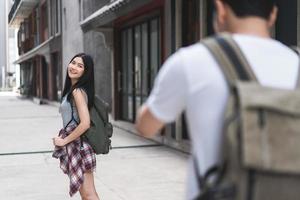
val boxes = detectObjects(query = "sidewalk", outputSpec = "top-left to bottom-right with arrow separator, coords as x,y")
0,92 -> 188,200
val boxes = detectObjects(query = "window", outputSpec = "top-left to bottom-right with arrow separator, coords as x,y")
121,31 -> 129,120
297,0 -> 300,46
275,0 -> 297,46
121,29 -> 134,121
50,0 -> 61,36
141,23 -> 148,103
198,0 -> 214,37
205,0 -> 214,36
120,17 -> 161,122
182,0 -> 200,46
24,19 -> 29,40
17,28 -> 22,50
31,9 -> 37,47
55,0 -> 61,34
35,7 -> 40,45
134,25 -> 142,114
51,52 -> 62,100
20,23 -> 25,42
40,2 -> 49,42
50,0 -> 54,36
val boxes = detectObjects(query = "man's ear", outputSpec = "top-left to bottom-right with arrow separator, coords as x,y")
215,0 -> 227,27
268,6 -> 278,28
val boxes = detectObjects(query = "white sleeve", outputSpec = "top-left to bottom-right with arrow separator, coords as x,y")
146,50 -> 188,123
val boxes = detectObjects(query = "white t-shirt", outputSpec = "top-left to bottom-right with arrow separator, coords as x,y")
146,34 -> 299,200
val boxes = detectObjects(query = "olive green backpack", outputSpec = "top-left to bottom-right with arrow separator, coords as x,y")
69,95 -> 113,154
82,96 -> 113,154
194,34 -> 300,200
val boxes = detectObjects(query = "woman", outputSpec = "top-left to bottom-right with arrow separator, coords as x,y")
52,53 -> 100,200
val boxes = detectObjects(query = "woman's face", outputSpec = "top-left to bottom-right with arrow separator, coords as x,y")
68,57 -> 85,82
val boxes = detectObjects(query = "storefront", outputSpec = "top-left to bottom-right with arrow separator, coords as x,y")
10,0 -> 62,101
80,0 -> 216,151
80,0 -> 300,152
114,2 -> 163,122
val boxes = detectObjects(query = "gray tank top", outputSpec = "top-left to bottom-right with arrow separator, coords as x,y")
59,89 -> 88,128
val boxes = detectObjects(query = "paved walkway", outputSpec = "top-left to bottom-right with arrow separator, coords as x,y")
0,92 -> 188,200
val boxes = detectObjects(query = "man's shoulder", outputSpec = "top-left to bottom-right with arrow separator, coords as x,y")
179,42 -> 208,55
161,42 -> 213,77
172,42 -> 211,64
233,34 -> 296,54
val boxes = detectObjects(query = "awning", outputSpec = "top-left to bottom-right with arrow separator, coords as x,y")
80,0 -> 152,32
9,0 -> 40,28
13,37 -> 53,64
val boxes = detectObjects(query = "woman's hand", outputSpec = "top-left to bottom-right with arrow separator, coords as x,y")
53,136 -> 67,147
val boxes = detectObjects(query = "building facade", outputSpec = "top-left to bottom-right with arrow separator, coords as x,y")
8,0 -> 300,152
0,0 -> 9,89
61,0 -> 112,105
9,0 -> 62,101
77,0 -> 218,151
61,0 -> 84,86
7,28 -> 19,89
6,0 -> 19,90
79,0 -> 300,152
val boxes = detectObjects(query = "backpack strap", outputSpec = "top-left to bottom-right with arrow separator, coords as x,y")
202,34 -> 257,84
291,46 -> 300,88
67,96 -> 84,148
64,98 -> 79,129
192,34 -> 257,194
205,36 -> 300,89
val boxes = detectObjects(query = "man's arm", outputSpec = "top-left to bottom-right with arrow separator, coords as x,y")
135,49 -> 187,138
135,105 -> 165,138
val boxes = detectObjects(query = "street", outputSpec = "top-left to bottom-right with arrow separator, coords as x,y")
0,92 -> 188,200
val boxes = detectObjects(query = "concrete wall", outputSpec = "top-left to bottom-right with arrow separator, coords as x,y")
61,0 -> 112,105
82,0 -> 112,106
83,30 -> 112,106
82,0 -> 109,19
61,0 -> 84,85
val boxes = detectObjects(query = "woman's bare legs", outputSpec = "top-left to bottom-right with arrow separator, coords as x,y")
79,172 -> 100,200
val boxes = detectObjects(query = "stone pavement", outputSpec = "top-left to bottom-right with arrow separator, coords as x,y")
0,92 -> 188,200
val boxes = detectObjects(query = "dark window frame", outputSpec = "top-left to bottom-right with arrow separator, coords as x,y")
117,15 -> 162,122
40,2 -> 49,42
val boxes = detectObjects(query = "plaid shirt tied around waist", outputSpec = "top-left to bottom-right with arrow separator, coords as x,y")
52,124 -> 96,196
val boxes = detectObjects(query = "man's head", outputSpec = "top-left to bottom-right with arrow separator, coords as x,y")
214,0 -> 278,34
221,0 -> 277,19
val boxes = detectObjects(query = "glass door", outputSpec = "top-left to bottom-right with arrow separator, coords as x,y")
121,29 -> 134,121
120,17 -> 161,122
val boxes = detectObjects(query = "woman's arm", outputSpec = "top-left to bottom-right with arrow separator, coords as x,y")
53,89 -> 90,146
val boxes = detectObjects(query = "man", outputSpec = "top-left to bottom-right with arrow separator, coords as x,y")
135,0 -> 299,199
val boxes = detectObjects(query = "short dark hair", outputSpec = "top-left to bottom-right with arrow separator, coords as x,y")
62,53 -> 95,109
221,0 -> 276,19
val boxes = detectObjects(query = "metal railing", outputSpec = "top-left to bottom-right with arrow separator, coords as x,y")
8,0 -> 21,23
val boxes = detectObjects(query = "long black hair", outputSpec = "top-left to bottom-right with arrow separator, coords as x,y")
61,53 -> 95,109
220,0 -> 276,19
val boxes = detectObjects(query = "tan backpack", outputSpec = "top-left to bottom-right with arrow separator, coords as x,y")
194,34 -> 300,200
